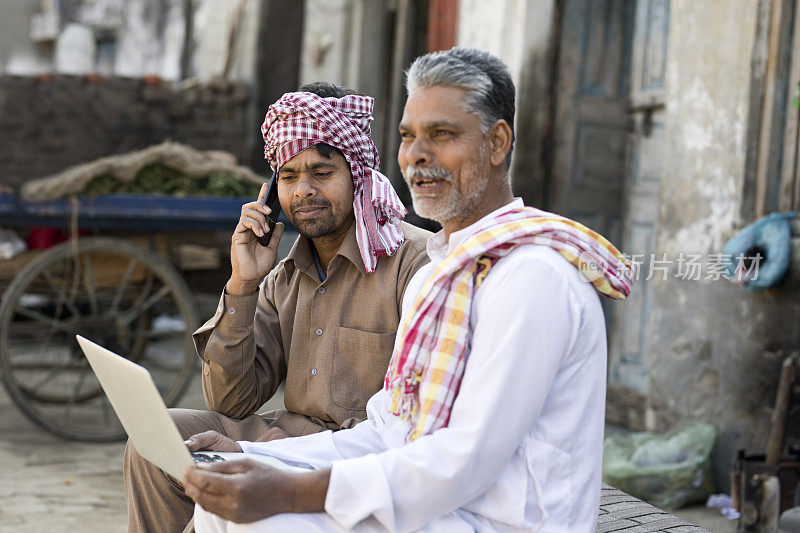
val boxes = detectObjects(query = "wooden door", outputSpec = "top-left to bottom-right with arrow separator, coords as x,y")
610,0 -> 670,394
550,0 -> 634,245
550,0 -> 669,395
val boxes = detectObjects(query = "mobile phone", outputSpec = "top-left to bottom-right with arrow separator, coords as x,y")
257,172 -> 282,247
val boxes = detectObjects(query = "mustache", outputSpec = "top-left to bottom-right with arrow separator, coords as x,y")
403,165 -> 453,182
290,199 -> 331,213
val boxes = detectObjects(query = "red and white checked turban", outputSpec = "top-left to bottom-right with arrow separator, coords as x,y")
261,91 -> 407,273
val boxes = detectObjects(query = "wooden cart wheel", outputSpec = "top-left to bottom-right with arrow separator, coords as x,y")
0,237 -> 200,441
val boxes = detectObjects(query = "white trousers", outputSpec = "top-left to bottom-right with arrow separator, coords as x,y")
193,504 -> 476,532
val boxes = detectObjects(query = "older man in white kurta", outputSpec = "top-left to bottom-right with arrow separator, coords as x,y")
194,197 -> 614,532
183,47 -> 632,533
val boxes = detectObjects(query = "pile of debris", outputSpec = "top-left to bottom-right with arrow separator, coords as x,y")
21,141 -> 264,201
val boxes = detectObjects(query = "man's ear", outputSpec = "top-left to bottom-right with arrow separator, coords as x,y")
488,119 -> 513,167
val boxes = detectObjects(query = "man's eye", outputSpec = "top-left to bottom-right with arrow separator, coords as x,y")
433,130 -> 453,138
399,132 -> 413,141
315,171 -> 332,178
279,174 -> 296,182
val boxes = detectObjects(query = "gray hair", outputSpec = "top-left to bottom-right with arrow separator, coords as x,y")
405,47 -> 516,169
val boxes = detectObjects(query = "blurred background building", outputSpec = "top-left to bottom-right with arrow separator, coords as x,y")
0,0 -> 798,495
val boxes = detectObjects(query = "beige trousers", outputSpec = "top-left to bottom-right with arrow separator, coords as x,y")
123,408 -> 277,533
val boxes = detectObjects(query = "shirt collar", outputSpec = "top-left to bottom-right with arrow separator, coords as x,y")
425,198 -> 524,264
282,221 -> 366,282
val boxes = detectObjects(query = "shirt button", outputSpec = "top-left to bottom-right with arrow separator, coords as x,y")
317,287 -> 326,294
228,308 -> 236,315
315,328 -> 323,336
311,368 -> 317,376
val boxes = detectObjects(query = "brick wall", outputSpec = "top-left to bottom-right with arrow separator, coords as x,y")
0,75 -> 252,188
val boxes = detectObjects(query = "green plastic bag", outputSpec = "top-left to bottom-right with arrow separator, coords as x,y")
603,422 -> 717,509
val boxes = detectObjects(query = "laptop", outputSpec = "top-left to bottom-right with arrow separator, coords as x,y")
75,335 -> 309,479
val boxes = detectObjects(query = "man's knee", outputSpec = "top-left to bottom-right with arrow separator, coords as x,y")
123,435 -> 184,499
124,437 -> 144,472
169,408 -> 225,439
171,408 -> 274,442
124,434 -> 185,493
123,408 -> 221,485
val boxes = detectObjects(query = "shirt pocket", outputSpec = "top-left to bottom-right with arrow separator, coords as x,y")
524,435 -> 573,528
332,326 -> 396,411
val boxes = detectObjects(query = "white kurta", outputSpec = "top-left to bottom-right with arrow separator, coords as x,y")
195,199 -> 608,533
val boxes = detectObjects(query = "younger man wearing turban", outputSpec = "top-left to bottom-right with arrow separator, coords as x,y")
184,50 -> 634,532
124,82 -> 431,532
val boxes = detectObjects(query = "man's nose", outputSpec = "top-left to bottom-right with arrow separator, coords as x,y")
293,175 -> 316,198
403,137 -> 431,167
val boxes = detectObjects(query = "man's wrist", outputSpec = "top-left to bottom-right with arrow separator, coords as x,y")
289,468 -> 330,514
225,277 -> 260,296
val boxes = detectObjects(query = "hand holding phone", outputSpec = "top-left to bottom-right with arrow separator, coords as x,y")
226,175 -> 284,295
257,172 -> 282,247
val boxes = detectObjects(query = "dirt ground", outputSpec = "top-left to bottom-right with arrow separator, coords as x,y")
0,369 -> 201,532
0,367 -> 289,533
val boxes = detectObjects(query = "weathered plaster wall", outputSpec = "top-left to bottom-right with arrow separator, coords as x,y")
0,0 -> 52,76
0,0 -> 260,82
191,0 -> 261,82
457,0 -> 557,206
298,0 -> 392,157
114,0 -> 184,80
299,0 -> 354,88
645,0 -> 799,489
457,0 -> 538,83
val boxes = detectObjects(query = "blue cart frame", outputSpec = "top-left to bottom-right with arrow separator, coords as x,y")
0,191 -> 287,441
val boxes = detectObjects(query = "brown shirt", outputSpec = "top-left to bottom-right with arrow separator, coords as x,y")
193,221 -> 431,436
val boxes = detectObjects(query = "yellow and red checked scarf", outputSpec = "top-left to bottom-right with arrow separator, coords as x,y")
384,206 -> 633,441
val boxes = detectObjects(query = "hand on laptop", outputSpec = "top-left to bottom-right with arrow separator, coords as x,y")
183,459 -> 331,524
184,430 -> 243,453
183,459 -> 289,523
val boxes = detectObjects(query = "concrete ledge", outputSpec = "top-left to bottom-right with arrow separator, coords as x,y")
598,484 -> 709,532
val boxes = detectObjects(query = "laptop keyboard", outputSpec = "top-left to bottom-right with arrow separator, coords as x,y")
191,452 -> 226,464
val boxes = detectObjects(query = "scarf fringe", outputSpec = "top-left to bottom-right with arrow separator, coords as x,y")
387,374 -> 421,422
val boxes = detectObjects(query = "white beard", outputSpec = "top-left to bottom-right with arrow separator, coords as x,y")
406,148 -> 490,225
